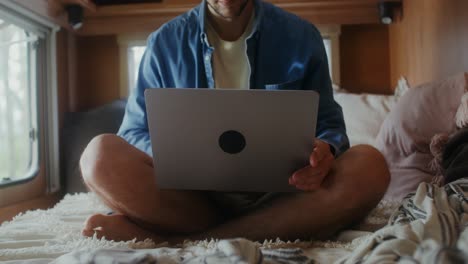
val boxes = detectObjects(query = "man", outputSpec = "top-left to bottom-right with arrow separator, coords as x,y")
80,0 -> 390,243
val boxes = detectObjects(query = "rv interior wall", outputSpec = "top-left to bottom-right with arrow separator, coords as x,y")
56,30 -> 71,123
389,0 -> 468,87
74,35 -> 120,111
3,0 -> 467,224
71,25 -> 392,111
340,24 -> 391,94
12,0 -> 68,28
16,0 -> 468,109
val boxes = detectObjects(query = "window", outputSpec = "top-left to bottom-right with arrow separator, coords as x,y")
0,1 -> 59,207
0,19 -> 39,186
323,38 -> 333,78
117,34 -> 147,98
127,46 -> 146,92
319,25 -> 341,86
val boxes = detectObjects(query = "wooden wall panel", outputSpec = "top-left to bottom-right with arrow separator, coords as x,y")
67,33 -> 78,113
73,24 -> 393,110
56,29 -> 70,125
389,0 -> 468,87
0,192 -> 63,223
13,0 -> 392,109
74,35 -> 120,111
340,24 -> 392,94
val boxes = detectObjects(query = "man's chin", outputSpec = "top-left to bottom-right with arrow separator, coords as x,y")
211,9 -> 242,20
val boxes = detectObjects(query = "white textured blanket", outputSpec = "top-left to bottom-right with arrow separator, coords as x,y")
9,178 -> 468,263
0,192 -> 397,263
4,178 -> 467,263
49,179 -> 468,264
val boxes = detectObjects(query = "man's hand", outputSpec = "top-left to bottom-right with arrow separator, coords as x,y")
289,139 -> 335,191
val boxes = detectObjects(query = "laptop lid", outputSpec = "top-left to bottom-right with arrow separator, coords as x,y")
145,88 -> 319,192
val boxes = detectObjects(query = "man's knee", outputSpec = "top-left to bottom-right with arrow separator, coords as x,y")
348,145 -> 390,183
332,145 -> 390,208
351,144 -> 390,189
80,134 -> 125,186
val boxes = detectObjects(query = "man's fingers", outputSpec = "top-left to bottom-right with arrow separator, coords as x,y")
310,140 -> 332,167
309,151 -> 319,167
291,166 -> 322,186
295,183 -> 320,191
291,154 -> 334,184
289,140 -> 335,191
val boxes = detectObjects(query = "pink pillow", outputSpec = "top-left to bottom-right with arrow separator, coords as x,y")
376,73 -> 468,201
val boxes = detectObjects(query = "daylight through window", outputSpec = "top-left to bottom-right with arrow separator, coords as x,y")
127,46 -> 145,92
0,18 -> 39,186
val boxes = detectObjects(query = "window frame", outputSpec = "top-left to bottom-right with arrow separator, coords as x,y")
118,33 -> 148,98
317,25 -> 341,86
0,1 -> 60,207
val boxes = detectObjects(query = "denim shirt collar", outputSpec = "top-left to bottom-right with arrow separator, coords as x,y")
198,0 -> 263,44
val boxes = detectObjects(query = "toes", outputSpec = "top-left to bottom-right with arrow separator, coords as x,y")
82,214 -> 107,238
81,213 -> 158,242
84,213 -> 106,229
82,228 -> 95,237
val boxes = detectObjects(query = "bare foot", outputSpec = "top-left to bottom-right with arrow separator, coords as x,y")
82,213 -> 166,243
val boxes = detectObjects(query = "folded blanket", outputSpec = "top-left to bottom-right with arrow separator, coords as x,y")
442,128 -> 468,183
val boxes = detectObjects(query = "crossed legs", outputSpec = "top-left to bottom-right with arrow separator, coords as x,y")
80,134 -> 390,243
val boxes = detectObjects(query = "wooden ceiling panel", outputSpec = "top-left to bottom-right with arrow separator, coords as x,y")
77,0 -> 382,35
92,0 -> 162,6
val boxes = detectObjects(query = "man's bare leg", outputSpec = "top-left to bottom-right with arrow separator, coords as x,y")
80,134 -> 221,241
181,145 -> 390,242
82,142 -> 390,242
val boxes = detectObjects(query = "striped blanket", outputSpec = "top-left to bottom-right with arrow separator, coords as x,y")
342,178 -> 468,264
51,179 -> 468,264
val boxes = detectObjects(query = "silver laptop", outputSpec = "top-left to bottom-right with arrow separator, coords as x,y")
145,88 -> 319,192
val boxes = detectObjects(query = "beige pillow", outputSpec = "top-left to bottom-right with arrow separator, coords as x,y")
334,92 -> 397,147
376,73 -> 468,201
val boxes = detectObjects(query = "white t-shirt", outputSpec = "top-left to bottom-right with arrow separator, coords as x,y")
206,14 -> 255,89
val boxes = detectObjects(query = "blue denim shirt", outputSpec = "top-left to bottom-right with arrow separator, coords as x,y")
118,0 -> 349,157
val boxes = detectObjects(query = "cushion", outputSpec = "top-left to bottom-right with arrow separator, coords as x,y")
376,73 -> 468,201
334,92 -> 397,147
62,99 -> 127,193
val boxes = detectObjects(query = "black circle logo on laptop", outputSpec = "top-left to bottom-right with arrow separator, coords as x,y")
219,130 -> 246,154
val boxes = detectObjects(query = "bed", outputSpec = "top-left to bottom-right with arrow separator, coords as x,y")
1,76 -> 468,263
